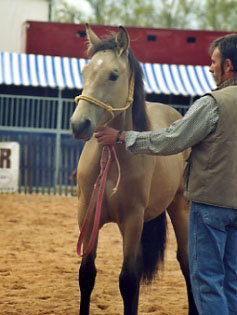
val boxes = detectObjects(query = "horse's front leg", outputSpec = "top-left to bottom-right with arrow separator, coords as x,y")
119,215 -> 144,315
79,236 -> 98,315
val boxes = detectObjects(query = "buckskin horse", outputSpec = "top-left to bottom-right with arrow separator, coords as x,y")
70,24 -> 197,315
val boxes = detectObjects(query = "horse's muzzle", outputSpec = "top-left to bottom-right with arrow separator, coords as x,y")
70,118 -> 93,141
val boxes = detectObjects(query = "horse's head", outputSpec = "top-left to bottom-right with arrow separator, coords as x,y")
70,24 -> 133,141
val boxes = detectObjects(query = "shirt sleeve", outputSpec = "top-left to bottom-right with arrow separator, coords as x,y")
125,95 -> 219,155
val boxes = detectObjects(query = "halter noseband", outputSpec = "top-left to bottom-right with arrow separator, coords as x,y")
75,72 -> 135,124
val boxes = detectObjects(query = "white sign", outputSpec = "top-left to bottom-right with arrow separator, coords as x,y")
0,142 -> 20,193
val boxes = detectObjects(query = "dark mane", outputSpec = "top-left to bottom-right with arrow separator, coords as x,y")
90,37 -> 149,131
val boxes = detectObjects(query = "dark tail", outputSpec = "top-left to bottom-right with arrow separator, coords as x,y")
141,212 -> 167,284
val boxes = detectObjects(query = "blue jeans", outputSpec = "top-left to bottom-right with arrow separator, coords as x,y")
188,202 -> 237,315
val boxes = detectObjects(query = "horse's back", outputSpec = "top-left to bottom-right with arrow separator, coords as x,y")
146,101 -> 182,130
146,101 -> 190,160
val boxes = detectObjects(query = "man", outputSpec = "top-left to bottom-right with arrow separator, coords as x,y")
94,34 -> 237,315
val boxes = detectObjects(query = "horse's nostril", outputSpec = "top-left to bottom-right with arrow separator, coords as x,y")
70,119 -> 92,139
70,120 -> 77,133
81,119 -> 91,133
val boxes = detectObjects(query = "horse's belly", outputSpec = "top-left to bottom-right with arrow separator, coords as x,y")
144,155 -> 183,221
144,187 -> 176,221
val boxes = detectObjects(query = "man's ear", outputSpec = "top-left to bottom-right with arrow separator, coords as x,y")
224,58 -> 234,73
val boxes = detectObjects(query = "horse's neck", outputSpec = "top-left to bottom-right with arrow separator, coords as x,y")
108,107 -> 134,131
84,108 -> 133,169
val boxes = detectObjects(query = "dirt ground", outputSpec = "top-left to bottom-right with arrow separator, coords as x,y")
0,194 -> 189,315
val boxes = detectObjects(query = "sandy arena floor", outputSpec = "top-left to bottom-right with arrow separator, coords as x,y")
0,194 -> 189,315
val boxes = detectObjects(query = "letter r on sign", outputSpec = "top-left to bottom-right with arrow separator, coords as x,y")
0,149 -> 11,168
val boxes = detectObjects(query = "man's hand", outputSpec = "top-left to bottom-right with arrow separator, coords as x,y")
94,127 -> 125,146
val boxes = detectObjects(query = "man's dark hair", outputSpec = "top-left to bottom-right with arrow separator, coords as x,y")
209,34 -> 237,73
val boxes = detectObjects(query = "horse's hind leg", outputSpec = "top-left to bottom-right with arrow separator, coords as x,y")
167,190 -> 198,315
78,238 -> 98,315
119,216 -> 144,315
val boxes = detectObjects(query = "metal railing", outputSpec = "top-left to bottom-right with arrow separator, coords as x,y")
0,92 -> 83,195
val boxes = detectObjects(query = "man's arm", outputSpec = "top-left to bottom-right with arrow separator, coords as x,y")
125,95 -> 218,155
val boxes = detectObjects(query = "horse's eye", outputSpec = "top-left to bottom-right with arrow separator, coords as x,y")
109,72 -> 118,81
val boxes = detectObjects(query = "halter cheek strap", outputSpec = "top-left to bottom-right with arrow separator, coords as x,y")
74,72 -> 135,124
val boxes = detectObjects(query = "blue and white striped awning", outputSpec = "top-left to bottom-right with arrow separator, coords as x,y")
0,51 -> 216,96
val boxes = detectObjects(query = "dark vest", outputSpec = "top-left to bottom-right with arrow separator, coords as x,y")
184,85 -> 237,209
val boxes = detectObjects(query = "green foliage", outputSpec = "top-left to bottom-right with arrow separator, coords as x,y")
85,0 -> 158,26
196,0 -> 237,31
51,0 -> 237,31
52,0 -> 79,23
153,0 -> 200,28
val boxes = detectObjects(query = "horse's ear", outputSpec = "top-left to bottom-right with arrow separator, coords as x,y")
115,26 -> 130,56
86,23 -> 100,55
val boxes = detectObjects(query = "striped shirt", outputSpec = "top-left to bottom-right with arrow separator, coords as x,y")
125,95 -> 219,155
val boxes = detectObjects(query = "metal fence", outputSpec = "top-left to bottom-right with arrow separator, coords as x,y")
0,91 -> 84,195
0,92 -> 189,195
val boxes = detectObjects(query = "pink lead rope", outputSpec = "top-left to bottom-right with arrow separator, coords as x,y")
77,145 -> 121,257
